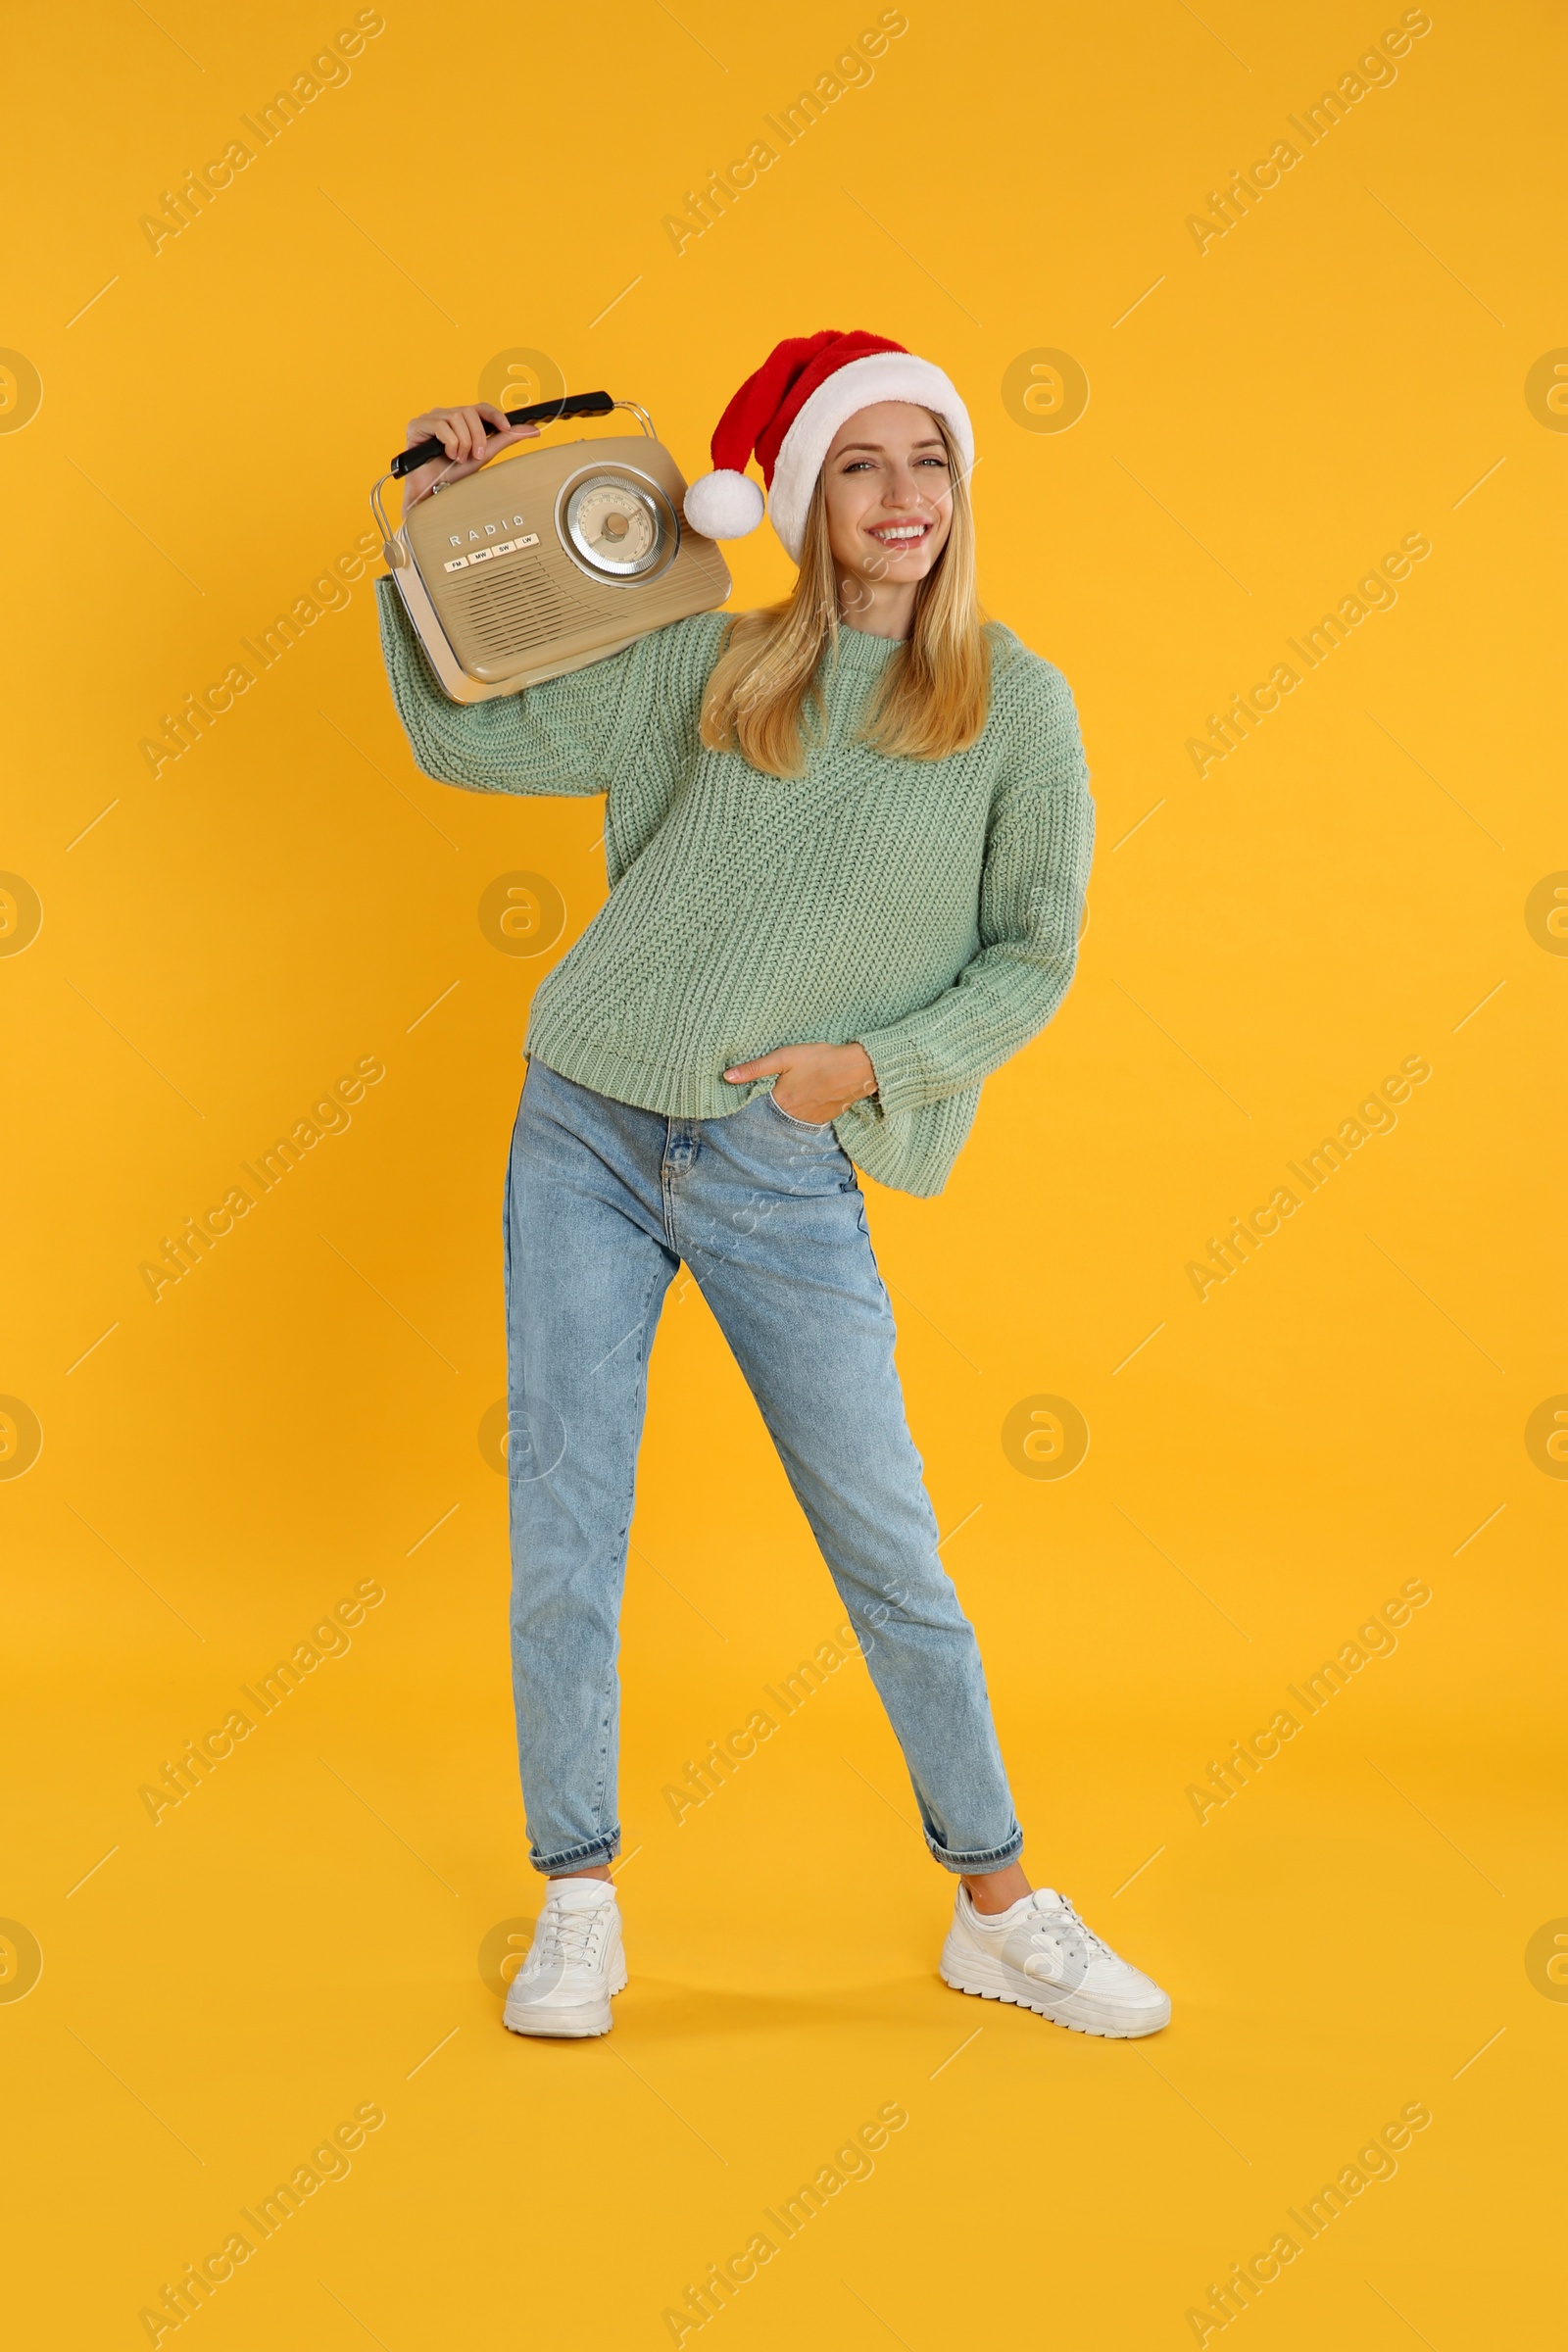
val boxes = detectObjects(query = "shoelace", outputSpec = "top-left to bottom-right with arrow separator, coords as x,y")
1022,1893 -> 1111,1960
531,1904 -> 608,1969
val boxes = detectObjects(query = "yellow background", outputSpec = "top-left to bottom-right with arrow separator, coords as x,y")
4,1 -> 1563,2343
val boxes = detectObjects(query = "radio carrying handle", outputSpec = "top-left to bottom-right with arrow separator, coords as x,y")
390,388 -> 617,479
371,395 -> 659,565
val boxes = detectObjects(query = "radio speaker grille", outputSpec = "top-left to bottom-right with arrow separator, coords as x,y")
448,564 -> 578,661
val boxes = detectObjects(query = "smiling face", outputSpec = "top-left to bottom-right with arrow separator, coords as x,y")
819,402 -> 955,594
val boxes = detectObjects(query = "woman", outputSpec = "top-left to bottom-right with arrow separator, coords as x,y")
378,329 -> 1169,2041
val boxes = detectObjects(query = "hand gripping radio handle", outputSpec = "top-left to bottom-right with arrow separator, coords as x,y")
390,389 -> 616,479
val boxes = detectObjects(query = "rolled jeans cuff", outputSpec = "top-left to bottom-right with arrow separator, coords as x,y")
924,1822 -> 1024,1875
529,1829 -> 621,1877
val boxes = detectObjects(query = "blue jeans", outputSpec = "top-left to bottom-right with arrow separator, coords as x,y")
503,1059 -> 1022,1878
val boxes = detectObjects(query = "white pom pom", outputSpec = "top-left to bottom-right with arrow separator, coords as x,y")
683,468 -> 765,541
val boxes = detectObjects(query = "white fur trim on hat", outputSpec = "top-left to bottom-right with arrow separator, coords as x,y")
766,353 -> 974,563
683,467 -> 765,541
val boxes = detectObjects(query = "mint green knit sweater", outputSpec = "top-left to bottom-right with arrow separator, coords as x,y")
376,579 -> 1094,1197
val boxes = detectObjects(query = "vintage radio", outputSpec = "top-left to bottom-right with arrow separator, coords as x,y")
371,390 -> 732,703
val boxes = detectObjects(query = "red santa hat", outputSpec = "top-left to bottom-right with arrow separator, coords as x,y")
682,329 -> 974,564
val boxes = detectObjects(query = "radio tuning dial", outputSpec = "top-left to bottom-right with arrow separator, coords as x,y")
561,469 -> 675,580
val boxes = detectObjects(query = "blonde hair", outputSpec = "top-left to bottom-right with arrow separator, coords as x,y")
699,416 -> 990,778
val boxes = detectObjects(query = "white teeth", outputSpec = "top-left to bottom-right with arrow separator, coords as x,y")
873,524 -> 925,541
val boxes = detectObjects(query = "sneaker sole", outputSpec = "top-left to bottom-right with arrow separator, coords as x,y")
503,1966 -> 627,2040
940,1943 -> 1170,2040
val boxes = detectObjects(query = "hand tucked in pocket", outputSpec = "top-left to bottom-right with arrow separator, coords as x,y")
723,1042 -> 879,1126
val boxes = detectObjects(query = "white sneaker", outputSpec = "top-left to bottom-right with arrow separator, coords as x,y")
502,1879 -> 626,2038
940,1885 -> 1171,2038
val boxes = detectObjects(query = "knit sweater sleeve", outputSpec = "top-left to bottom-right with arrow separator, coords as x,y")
857,659 -> 1095,1115
374,574 -> 652,799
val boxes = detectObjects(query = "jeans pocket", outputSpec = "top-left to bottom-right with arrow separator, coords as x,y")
763,1091 -> 837,1137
